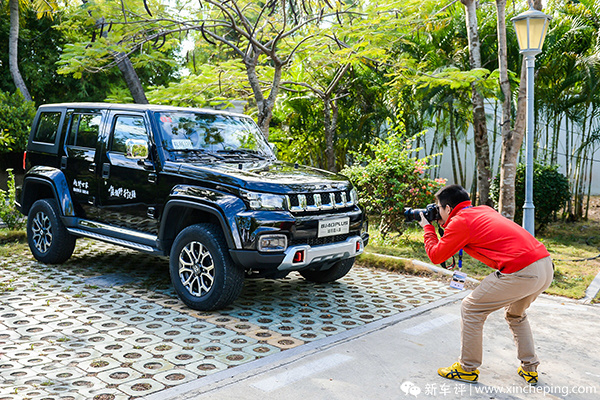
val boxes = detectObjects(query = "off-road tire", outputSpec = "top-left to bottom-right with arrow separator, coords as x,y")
169,223 -> 244,311
27,198 -> 76,264
300,257 -> 355,283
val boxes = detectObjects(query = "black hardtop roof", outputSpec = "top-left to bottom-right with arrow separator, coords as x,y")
38,102 -> 249,119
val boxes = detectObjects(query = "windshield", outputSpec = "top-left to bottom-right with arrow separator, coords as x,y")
154,112 -> 274,159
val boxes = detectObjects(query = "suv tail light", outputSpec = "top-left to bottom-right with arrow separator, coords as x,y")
22,151 -> 27,171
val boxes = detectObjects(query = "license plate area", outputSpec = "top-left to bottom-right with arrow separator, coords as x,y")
318,217 -> 350,238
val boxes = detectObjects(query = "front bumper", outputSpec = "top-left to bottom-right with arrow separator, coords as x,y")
277,235 -> 365,271
229,232 -> 369,272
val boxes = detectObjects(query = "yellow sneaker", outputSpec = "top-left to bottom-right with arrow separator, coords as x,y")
438,362 -> 479,384
518,367 -> 538,385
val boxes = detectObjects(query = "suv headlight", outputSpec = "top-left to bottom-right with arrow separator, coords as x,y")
350,188 -> 359,205
242,191 -> 288,210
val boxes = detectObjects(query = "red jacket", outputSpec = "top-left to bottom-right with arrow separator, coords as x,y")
423,200 -> 550,273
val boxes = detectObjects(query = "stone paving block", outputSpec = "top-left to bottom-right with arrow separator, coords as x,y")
187,358 -> 229,376
152,368 -> 199,386
78,357 -> 122,373
44,367 -> 87,383
61,375 -> 107,394
290,329 -> 328,342
33,311 -> 68,323
97,366 -> 143,385
198,327 -> 238,341
104,307 -> 138,319
118,378 -> 166,397
162,350 -> 203,366
170,334 -> 212,348
222,320 -> 261,335
162,314 -> 198,326
144,342 -> 184,357
130,358 -> 175,375
56,339 -> 89,351
152,325 -> 193,341
179,320 -> 214,333
91,319 -> 130,332
110,348 -> 155,364
106,326 -> 151,341
242,342 -> 281,357
118,313 -> 155,325
60,325 -> 100,338
217,335 -> 258,349
123,333 -> 164,348
244,328 -> 283,342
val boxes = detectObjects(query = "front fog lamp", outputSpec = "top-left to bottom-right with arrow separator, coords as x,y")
257,234 -> 288,252
243,191 -> 288,210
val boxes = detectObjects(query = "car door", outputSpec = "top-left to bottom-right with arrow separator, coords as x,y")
61,110 -> 102,219
97,112 -> 159,234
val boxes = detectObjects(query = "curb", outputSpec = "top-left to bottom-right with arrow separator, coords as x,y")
364,251 -> 481,284
581,269 -> 600,304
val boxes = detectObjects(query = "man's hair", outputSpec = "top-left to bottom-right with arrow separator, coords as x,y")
435,184 -> 470,209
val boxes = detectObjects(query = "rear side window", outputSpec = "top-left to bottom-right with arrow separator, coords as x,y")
33,112 -> 61,144
66,113 -> 101,149
111,116 -> 148,153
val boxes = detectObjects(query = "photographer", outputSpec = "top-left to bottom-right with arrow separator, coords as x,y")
417,184 -> 553,385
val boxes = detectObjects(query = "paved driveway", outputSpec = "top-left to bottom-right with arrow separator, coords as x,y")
0,240 -> 458,399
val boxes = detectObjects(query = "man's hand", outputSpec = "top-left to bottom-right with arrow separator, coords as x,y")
418,212 -> 430,228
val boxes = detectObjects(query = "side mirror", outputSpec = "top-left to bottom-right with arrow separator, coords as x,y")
125,139 -> 149,159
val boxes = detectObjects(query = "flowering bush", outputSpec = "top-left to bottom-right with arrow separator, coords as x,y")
0,169 -> 25,231
341,132 -> 446,237
490,163 -> 569,231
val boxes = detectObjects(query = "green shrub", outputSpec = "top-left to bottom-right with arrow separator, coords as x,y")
341,131 -> 446,237
0,169 -> 25,230
490,163 -> 570,231
0,90 -> 36,154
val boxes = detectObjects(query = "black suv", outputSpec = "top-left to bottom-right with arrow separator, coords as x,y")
16,103 -> 368,310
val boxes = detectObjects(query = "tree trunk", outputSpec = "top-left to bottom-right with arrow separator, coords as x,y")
8,0 -> 32,102
323,95 -> 338,172
461,0 -> 491,206
95,17 -> 148,104
115,53 -> 148,104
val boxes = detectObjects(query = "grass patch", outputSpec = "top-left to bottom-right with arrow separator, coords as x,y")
0,229 -> 28,258
357,252 -> 434,277
361,217 -> 600,299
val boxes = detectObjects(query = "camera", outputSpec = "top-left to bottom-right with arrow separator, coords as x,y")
404,203 -> 440,223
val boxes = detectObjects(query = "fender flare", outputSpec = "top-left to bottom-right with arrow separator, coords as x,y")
20,167 -> 75,217
159,197 -> 244,252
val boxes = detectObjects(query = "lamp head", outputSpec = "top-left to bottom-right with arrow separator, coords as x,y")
511,9 -> 552,55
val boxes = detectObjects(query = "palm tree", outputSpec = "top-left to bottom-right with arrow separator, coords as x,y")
8,0 -> 32,100
7,0 -> 59,101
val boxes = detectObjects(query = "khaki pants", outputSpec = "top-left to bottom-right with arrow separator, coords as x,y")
459,256 -> 554,372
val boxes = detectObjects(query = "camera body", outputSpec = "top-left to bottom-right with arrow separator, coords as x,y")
404,203 -> 441,223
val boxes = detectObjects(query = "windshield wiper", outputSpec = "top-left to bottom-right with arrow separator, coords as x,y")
216,149 -> 269,160
169,148 -> 225,160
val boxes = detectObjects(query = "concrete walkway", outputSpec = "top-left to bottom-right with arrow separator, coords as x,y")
149,294 -> 600,400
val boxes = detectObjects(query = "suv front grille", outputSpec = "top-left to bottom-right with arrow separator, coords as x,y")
288,191 -> 355,213
289,233 -> 356,247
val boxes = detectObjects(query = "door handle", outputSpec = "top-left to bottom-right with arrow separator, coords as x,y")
61,156 -> 67,170
148,173 -> 157,184
89,163 -> 96,173
102,163 -> 110,179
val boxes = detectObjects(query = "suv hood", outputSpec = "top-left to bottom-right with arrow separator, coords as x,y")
167,160 -> 351,193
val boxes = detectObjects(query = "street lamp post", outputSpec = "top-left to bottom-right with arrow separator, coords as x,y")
511,9 -> 551,236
